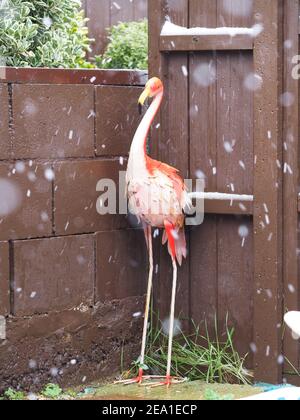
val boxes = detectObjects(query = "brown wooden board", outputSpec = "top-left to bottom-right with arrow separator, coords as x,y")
160,34 -> 253,52
205,199 -> 253,216
96,86 -> 143,156
253,0 -> 283,383
217,216 -> 254,366
189,0 -> 218,337
215,1 -> 254,366
134,0 -> 148,20
86,0 -> 111,58
282,0 -> 300,373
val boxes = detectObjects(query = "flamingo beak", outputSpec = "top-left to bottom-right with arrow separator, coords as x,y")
138,86 -> 151,115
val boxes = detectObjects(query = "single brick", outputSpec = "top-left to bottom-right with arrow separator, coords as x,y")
13,234 -> 95,316
96,230 -> 147,301
0,242 -> 10,315
12,84 -> 95,159
96,86 -> 143,156
0,162 -> 52,241
0,84 -> 11,159
54,159 -> 129,236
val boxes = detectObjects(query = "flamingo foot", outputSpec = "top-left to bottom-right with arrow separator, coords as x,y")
141,375 -> 187,388
114,368 -> 151,386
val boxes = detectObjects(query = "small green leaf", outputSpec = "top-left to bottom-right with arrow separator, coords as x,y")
42,383 -> 63,399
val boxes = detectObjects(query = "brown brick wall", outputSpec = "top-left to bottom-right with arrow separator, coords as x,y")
13,235 -> 95,316
0,242 -> 9,315
96,86 -> 143,156
0,70 -> 146,389
0,84 -> 10,159
0,162 -> 52,241
96,230 -> 147,301
54,159 -> 128,236
12,84 -> 95,159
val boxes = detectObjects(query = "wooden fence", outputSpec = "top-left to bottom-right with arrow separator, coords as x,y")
82,0 -> 148,57
149,0 -> 300,385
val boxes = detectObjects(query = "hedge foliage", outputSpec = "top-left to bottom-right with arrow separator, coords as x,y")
95,20 -> 148,70
0,0 -> 91,68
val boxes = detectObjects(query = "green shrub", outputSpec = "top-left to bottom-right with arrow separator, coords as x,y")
96,20 -> 148,70
3,388 -> 26,400
0,0 -> 91,68
42,383 -> 63,399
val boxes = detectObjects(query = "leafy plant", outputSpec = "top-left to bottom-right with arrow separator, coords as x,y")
0,0 -> 92,68
41,383 -> 63,399
95,20 -> 148,70
4,388 -> 26,400
123,315 -> 252,385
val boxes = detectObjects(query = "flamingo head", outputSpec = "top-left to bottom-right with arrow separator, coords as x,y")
138,77 -> 163,113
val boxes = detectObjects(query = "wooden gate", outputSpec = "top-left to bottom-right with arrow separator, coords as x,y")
149,0 -> 300,384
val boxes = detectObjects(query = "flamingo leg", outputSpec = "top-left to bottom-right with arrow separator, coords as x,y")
140,225 -> 154,371
144,222 -> 186,388
145,257 -> 185,387
166,257 -> 177,380
115,225 -> 154,385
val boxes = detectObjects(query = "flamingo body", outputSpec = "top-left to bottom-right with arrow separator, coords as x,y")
117,77 -> 189,387
126,78 -> 191,265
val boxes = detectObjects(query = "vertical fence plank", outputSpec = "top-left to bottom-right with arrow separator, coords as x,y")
149,0 -> 190,327
86,0 -> 111,57
283,0 -> 300,373
253,0 -> 283,383
86,0 -> 148,58
110,0 -> 135,26
134,0 -> 148,20
216,0 -> 254,368
189,0 -> 218,336
159,0 -> 190,327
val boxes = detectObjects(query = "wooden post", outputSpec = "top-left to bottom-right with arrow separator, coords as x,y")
253,0 -> 284,383
283,0 -> 300,376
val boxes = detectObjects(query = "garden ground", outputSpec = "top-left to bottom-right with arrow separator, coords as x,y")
3,380 -> 263,400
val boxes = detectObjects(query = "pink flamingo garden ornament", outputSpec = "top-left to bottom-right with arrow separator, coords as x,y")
116,77 -> 191,387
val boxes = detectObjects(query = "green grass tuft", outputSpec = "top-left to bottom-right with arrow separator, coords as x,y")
124,315 -> 252,385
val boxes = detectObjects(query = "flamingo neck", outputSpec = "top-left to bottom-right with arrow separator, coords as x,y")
128,90 -> 163,177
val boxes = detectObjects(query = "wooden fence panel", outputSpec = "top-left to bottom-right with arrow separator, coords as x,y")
149,0 -> 300,383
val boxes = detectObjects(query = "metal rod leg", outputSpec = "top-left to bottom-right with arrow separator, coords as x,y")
166,257 -> 177,378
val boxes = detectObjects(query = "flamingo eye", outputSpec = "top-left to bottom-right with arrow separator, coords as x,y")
149,82 -> 157,93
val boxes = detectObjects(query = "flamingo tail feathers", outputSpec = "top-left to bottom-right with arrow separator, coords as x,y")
163,221 -> 187,266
